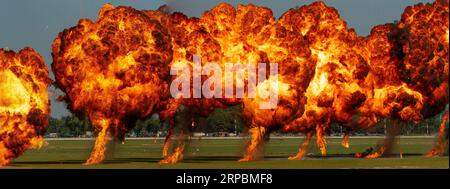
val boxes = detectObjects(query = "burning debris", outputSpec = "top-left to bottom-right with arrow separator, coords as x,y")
51,0 -> 448,164
0,48 -> 51,166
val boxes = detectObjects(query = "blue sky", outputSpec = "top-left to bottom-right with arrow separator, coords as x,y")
0,0 -> 434,118
167,0 -> 434,35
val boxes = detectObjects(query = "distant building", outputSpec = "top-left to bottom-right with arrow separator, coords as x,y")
208,132 -> 235,137
85,131 -> 93,138
228,133 -> 237,137
193,132 -> 206,137
47,133 -> 58,138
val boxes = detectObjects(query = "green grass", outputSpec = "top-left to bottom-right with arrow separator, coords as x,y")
5,137 -> 449,169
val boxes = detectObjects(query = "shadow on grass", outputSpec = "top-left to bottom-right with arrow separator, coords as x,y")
9,159 -> 86,167
9,153 -> 442,167
302,153 -> 426,159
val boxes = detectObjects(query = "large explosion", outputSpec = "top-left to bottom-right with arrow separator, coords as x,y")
145,3 -> 316,163
0,48 -> 51,166
52,4 -> 173,164
52,0 -> 449,164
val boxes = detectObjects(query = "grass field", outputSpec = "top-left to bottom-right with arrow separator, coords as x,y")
5,137 -> 449,169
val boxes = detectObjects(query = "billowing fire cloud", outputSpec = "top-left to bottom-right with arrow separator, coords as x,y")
145,3 -> 316,163
243,0 -> 449,160
0,48 -> 51,166
52,0 -> 448,164
52,4 -> 173,164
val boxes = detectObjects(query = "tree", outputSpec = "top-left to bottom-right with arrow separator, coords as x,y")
205,105 -> 244,134
46,115 -> 92,137
132,114 -> 162,137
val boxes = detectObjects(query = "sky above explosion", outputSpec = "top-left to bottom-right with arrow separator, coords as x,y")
0,0 -> 435,118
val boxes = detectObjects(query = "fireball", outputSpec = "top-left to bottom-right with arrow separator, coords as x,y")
51,0 -> 449,164
52,4 -> 173,164
146,3 -> 316,163
0,48 -> 51,167
152,1 -> 449,162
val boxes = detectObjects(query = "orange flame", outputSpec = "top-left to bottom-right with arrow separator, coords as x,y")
52,0 -> 449,163
316,126 -> 327,156
342,133 -> 350,149
288,132 -> 312,160
0,48 -> 51,167
425,111 -> 449,157
84,119 -> 110,165
52,4 -> 173,164
239,127 -> 267,162
364,147 -> 386,159
159,145 -> 185,164
162,130 -> 173,158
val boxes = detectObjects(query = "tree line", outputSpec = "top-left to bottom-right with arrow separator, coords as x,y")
45,106 -> 448,138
